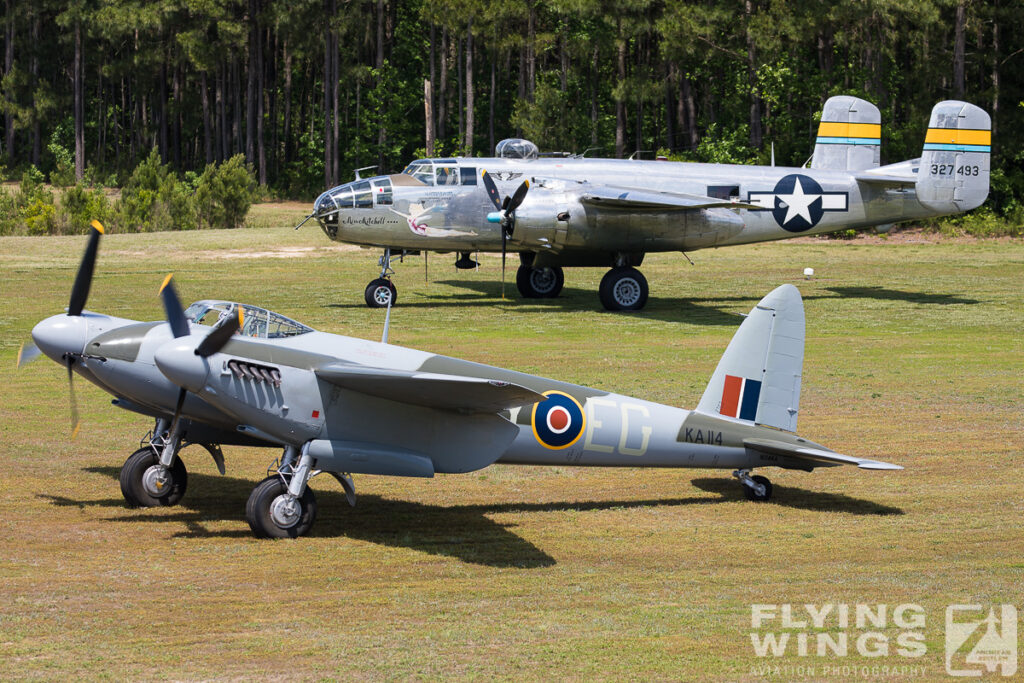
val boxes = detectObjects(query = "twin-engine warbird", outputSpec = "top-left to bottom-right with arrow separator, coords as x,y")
23,222 -> 901,538
311,97 -> 991,311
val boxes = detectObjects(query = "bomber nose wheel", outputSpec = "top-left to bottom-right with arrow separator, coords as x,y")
516,265 -> 564,298
599,266 -> 649,311
119,447 -> 188,507
246,476 -> 318,539
364,278 -> 397,308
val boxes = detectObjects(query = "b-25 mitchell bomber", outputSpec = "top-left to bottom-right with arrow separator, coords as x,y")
23,222 -> 900,538
311,97 -> 990,311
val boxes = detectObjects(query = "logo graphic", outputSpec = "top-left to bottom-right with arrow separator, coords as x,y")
946,604 -> 1017,677
720,375 -> 761,421
532,391 -> 586,450
748,174 -> 848,232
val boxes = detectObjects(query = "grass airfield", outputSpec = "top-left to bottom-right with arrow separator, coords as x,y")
1,209 -> 1021,680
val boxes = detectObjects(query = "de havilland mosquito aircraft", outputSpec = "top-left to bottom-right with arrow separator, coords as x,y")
22,222 -> 901,538
309,97 -> 991,311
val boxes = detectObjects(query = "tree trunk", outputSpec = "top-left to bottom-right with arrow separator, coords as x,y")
201,72 -> 213,164
465,21 -> 474,155
991,1 -> 999,137
526,0 -> 536,101
488,53 -> 495,153
746,0 -> 763,149
246,0 -> 259,165
283,45 -> 293,165
591,45 -> 599,147
74,20 -> 84,180
424,78 -> 434,156
615,26 -> 626,158
953,0 -> 966,99
438,27 -> 448,143
323,1 -> 334,187
376,0 -> 384,69
172,63 -> 182,169
3,0 -> 13,158
428,24 -> 436,148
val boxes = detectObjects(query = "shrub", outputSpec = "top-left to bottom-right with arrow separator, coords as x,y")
194,154 -> 258,229
60,182 -> 113,234
48,141 -> 75,187
118,148 -> 197,231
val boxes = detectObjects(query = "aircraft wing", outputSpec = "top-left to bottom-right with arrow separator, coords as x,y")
315,363 -> 545,414
579,185 -> 760,211
743,437 -> 903,470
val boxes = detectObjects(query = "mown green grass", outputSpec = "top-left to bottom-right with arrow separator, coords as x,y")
1,219 -> 1022,680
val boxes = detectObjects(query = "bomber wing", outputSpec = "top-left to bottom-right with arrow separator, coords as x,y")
743,437 -> 903,470
578,185 -> 760,211
315,363 -> 545,414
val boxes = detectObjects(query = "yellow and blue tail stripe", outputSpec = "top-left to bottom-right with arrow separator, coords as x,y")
923,127 -> 991,154
815,121 -> 881,146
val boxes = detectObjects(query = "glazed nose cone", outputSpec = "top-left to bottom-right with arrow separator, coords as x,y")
154,337 -> 210,393
31,314 -> 90,363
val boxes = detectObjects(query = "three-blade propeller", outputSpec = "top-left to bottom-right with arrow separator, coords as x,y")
481,170 -> 529,299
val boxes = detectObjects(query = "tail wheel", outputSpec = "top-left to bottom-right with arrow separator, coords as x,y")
516,265 -> 564,298
742,475 -> 773,502
246,476 -> 318,539
364,278 -> 397,308
599,267 -> 649,311
119,447 -> 188,508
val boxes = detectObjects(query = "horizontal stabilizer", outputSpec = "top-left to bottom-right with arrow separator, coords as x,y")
854,171 -> 916,187
580,185 -> 759,211
315,364 -> 545,414
744,437 -> 903,470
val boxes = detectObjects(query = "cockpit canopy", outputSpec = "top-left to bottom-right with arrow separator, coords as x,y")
400,159 -> 479,188
495,138 -> 539,160
184,300 -> 313,339
314,175 -> 395,219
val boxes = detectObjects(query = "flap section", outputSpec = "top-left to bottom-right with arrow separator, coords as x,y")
315,363 -> 545,414
580,185 -> 760,211
744,437 -> 903,470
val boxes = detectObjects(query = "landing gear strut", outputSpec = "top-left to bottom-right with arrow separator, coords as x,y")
246,445 -> 318,538
120,423 -> 189,507
734,469 -> 773,502
365,248 -> 398,308
516,264 -> 564,298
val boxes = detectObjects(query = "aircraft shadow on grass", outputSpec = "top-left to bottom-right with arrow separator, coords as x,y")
326,281 -> 978,326
38,467 -> 901,567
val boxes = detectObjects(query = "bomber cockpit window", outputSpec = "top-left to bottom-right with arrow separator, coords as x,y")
353,180 -> 373,208
403,162 -> 436,186
460,167 -> 477,185
372,177 -> 393,205
435,166 -> 459,186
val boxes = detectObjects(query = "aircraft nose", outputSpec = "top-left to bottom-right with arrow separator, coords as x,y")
154,337 -> 210,393
31,314 -> 90,363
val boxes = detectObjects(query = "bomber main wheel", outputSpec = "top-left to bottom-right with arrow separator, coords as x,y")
364,278 -> 397,308
246,476 -> 318,539
599,267 -> 649,311
516,265 -> 564,298
742,475 -> 773,502
119,447 -> 188,508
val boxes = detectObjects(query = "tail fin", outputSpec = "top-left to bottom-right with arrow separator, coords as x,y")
916,100 -> 991,214
696,285 -> 804,432
810,96 -> 881,171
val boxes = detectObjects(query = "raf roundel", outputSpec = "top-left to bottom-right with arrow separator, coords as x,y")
531,390 -> 586,450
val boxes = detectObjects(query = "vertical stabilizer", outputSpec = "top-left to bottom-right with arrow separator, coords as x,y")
810,96 -> 881,171
916,100 -> 991,214
696,285 -> 804,432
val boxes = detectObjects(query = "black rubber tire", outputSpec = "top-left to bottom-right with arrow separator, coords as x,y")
245,476 -> 318,539
742,474 -> 773,502
598,267 -> 649,311
364,278 -> 397,308
516,265 -> 564,298
119,447 -> 188,508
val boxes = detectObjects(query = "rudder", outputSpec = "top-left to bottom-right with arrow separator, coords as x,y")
811,96 -> 881,171
696,285 -> 804,432
916,100 -> 991,214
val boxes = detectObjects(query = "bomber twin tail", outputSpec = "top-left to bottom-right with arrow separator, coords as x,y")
311,97 -> 991,311
24,225 -> 901,538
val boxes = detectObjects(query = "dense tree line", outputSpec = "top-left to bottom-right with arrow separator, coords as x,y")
1,1 -> 1021,220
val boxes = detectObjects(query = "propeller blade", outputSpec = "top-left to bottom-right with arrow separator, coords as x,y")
501,231 -> 507,301
158,274 -> 191,338
481,170 -> 503,211
195,307 -> 242,358
17,342 -> 42,368
507,179 -> 530,213
166,387 -> 187,441
67,220 -> 105,316
66,355 -> 81,438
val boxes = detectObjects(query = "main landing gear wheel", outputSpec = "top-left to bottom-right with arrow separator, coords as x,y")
599,266 -> 648,311
516,265 -> 564,298
246,476 -> 318,539
119,447 -> 188,508
364,278 -> 397,308
742,474 -> 773,502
